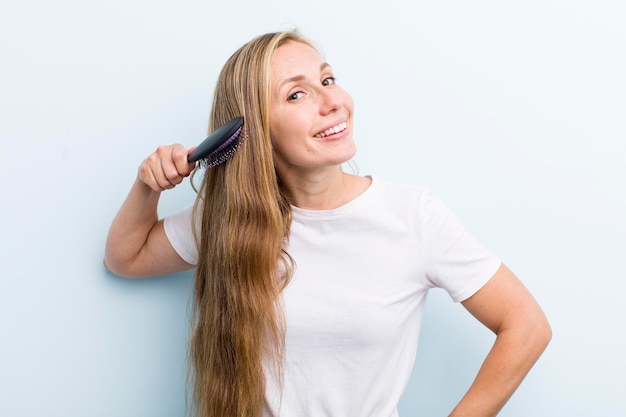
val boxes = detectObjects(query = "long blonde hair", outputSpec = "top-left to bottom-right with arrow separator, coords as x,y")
189,30 -> 313,417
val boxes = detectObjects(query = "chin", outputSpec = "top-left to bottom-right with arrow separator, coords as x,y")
338,141 -> 357,162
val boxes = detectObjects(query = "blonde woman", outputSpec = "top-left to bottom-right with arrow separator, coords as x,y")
104,30 -> 551,417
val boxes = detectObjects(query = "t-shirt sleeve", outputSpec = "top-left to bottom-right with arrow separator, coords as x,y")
163,203 -> 198,265
420,190 -> 501,302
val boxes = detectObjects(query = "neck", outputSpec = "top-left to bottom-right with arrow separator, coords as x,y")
278,167 -> 370,210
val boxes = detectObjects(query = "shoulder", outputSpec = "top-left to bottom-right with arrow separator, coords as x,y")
368,176 -> 474,245
369,175 -> 437,213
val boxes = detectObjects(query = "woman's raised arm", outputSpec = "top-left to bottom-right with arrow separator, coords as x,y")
104,144 -> 196,278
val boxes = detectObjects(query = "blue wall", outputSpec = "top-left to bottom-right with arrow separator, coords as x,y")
1,1 -> 625,416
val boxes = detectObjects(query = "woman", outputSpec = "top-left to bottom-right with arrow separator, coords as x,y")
104,30 -> 551,417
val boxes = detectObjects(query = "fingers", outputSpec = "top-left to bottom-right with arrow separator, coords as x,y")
138,144 -> 196,192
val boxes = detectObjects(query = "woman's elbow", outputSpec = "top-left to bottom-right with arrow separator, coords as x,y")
522,308 -> 552,358
102,256 -> 142,278
535,314 -> 553,351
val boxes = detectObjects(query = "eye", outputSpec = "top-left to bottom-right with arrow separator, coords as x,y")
322,76 -> 336,86
287,91 -> 304,101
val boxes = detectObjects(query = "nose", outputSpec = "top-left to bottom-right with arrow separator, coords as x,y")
318,88 -> 341,115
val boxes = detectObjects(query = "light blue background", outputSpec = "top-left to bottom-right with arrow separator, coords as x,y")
1,0 -> 624,416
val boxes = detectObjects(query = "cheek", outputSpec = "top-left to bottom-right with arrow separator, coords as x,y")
269,113 -> 304,153
269,127 -> 295,163
269,107 -> 295,136
269,124 -> 286,152
269,115 -> 286,148
340,88 -> 354,113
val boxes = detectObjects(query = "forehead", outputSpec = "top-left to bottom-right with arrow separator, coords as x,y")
270,41 -> 324,80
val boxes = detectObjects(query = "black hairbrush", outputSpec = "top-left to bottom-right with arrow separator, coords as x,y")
188,116 -> 245,168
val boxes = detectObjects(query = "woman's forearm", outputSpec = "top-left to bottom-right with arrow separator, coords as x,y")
449,306 -> 552,416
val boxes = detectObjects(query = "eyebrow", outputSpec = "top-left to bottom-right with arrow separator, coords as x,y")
278,63 -> 332,90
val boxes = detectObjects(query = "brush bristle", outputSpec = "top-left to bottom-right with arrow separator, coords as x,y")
196,126 -> 246,169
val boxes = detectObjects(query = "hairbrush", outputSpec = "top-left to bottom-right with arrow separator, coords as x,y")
188,116 -> 245,168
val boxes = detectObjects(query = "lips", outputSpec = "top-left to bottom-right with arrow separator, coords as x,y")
313,121 -> 348,138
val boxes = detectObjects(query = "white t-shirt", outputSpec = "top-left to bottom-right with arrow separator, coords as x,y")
164,176 -> 501,417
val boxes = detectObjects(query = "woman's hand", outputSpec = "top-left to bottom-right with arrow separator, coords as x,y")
138,144 -> 196,192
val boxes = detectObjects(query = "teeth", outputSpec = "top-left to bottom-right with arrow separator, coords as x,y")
314,122 -> 347,138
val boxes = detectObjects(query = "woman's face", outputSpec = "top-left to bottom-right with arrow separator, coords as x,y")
269,40 -> 355,177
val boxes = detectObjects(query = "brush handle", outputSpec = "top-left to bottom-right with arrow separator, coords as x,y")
188,116 -> 244,163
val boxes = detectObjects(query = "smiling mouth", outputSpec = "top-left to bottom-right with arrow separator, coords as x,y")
313,122 -> 348,138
